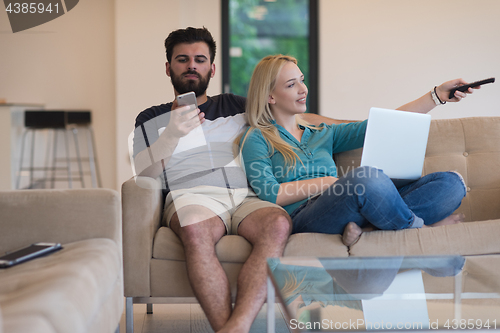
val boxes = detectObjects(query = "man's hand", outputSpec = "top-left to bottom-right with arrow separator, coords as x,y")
165,100 -> 206,139
436,78 -> 478,103
133,102 -> 205,179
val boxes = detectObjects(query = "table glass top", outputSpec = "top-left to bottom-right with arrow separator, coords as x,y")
267,256 -> 500,332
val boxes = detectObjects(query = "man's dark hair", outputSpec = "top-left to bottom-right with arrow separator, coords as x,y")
165,27 -> 216,64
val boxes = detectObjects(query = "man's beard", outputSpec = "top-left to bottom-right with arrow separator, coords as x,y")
170,68 -> 212,97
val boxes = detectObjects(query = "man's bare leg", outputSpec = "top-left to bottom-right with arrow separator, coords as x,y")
170,205 -> 231,331
217,207 -> 292,333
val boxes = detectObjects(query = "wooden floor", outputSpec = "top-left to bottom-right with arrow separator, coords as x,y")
119,302 -> 291,333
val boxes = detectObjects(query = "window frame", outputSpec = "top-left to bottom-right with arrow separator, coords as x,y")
221,0 -> 319,114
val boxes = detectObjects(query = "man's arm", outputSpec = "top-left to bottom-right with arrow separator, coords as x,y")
133,128 -> 180,178
133,105 -> 205,178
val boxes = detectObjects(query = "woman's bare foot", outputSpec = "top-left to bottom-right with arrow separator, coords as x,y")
342,222 -> 363,247
423,213 -> 465,228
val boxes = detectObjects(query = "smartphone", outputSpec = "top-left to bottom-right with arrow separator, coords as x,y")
176,91 -> 198,113
0,242 -> 62,268
449,77 -> 495,99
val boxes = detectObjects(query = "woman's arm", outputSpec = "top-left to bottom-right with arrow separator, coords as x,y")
241,128 -> 341,207
241,129 -> 338,206
300,113 -> 358,126
240,129 -> 282,203
397,78 -> 477,114
276,176 -> 338,207
300,79 -> 478,120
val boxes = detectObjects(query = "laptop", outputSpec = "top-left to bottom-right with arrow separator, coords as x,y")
360,107 -> 431,187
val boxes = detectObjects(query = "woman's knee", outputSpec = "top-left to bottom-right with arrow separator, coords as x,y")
447,171 -> 467,195
427,171 -> 467,216
433,171 -> 467,200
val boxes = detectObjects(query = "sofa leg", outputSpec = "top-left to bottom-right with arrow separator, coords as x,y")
126,297 -> 134,333
146,303 -> 153,314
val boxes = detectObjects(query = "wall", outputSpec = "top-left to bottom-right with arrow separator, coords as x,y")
115,0 -> 221,188
0,0 -> 116,189
2,0 -> 498,190
319,0 -> 500,120
115,0 -> 500,187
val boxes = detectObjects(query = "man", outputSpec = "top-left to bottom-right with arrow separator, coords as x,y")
133,27 -> 310,333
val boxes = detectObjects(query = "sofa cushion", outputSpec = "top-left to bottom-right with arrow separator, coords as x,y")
152,227 -> 349,262
284,233 -> 348,257
0,239 -> 122,333
153,226 -> 253,263
423,117 -> 500,222
349,220 -> 500,257
150,259 -> 243,297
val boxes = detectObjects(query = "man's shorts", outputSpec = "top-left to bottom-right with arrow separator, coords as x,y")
163,186 -> 286,235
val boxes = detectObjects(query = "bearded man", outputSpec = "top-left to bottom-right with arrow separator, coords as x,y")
132,27 -> 293,333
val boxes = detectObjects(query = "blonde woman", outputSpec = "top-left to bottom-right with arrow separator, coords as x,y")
239,55 -> 473,245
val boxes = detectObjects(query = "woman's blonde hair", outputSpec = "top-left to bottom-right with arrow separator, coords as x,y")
239,54 -> 311,168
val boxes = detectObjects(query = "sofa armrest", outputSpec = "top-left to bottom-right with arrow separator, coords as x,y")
122,177 -> 163,297
0,188 -> 121,254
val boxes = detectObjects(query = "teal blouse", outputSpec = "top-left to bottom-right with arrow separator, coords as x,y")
240,120 -> 367,214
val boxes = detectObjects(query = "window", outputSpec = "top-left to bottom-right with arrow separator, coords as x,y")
222,0 -> 319,113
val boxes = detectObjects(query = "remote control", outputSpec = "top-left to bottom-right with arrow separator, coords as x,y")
449,77 -> 495,99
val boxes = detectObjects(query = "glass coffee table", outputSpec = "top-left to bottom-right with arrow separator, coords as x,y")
266,256 -> 500,332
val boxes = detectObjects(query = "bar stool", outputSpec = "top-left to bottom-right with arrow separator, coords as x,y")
16,110 -> 76,189
66,111 -> 101,188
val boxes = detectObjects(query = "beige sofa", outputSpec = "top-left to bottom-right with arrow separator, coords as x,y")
122,116 -> 500,331
0,189 -> 123,333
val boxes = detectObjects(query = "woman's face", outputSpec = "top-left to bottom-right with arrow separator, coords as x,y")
269,61 -> 308,117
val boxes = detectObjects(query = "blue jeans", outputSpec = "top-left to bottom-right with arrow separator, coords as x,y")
290,166 -> 466,235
